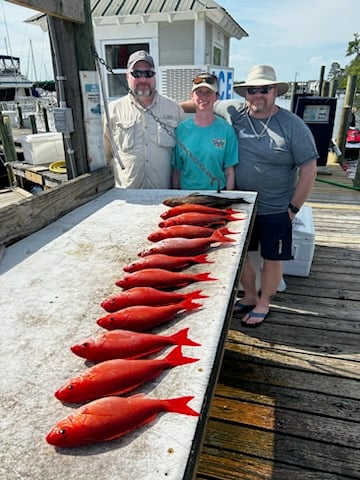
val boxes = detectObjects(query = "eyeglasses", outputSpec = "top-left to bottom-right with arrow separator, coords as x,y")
130,70 -> 156,79
246,86 -> 274,95
193,74 -> 218,85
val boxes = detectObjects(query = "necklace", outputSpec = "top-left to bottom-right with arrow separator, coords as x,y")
246,111 -> 273,140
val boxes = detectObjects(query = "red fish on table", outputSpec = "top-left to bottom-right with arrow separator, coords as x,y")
70,327 -> 201,361
158,211 -> 243,228
138,230 -> 235,258
147,225 -> 238,242
97,298 -> 202,331
160,203 -> 240,218
55,346 -> 199,403
115,268 -> 217,290
123,253 -> 213,272
46,394 -> 199,448
100,287 -> 208,313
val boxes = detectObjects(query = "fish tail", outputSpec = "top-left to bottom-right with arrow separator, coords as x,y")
180,298 -> 203,311
211,230 -> 236,243
218,227 -> 239,236
186,289 -> 209,300
224,208 -> 241,215
194,272 -> 217,282
164,396 -> 199,416
193,254 -> 213,264
165,345 -> 199,366
168,328 -> 201,347
226,214 -> 245,222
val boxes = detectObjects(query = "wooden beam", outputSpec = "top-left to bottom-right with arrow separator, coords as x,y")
0,166 -> 114,247
6,0 -> 85,23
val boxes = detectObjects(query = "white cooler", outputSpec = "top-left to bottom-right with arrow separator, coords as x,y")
283,205 -> 315,277
20,132 -> 65,165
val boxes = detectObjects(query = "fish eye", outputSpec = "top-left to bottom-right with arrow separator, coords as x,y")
59,429 -> 67,435
81,342 -> 89,348
67,384 -> 74,390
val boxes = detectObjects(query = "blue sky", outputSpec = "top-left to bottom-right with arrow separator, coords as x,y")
1,0 -> 358,82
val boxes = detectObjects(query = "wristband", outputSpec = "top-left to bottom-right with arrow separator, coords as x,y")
288,203 -> 299,214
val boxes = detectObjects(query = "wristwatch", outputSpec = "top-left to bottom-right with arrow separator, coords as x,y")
288,203 -> 299,214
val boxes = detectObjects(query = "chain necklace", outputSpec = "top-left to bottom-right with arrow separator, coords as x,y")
246,110 -> 273,141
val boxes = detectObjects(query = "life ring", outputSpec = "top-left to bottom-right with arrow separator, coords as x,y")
49,161 -> 67,174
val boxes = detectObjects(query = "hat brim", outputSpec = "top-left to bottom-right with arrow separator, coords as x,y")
234,81 -> 289,97
191,82 -> 218,94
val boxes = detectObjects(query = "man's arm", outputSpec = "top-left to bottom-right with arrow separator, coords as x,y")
289,159 -> 317,215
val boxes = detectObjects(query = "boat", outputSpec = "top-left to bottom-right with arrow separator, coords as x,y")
0,54 -> 36,106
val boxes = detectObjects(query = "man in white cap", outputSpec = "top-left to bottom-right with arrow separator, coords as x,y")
103,50 -> 185,188
172,73 -> 238,190
180,64 -> 318,326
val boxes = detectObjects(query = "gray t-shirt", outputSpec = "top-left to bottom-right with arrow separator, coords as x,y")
215,100 -> 318,214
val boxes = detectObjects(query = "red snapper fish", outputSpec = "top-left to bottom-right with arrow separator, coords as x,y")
115,268 -> 217,290
158,211 -> 242,228
123,253 -> 212,272
70,327 -> 201,361
46,394 -> 199,448
138,230 -> 235,258
55,346 -> 199,403
160,203 -> 240,218
101,287 -> 208,313
97,298 -> 202,331
147,225 -> 237,242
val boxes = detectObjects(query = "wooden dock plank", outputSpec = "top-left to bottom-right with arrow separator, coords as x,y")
195,162 -> 360,480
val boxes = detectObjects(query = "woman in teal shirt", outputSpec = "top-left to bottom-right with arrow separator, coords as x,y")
171,73 -> 238,190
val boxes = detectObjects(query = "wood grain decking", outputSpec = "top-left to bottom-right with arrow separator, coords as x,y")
195,162 -> 360,480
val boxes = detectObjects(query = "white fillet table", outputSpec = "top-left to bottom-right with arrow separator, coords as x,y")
0,188 -> 257,480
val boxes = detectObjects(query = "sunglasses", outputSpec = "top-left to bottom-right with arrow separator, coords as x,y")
130,70 -> 156,79
193,74 -> 218,85
246,86 -> 274,95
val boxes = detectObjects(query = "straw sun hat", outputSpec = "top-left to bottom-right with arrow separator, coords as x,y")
234,65 -> 289,97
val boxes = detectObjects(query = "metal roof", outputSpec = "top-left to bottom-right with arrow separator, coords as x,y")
25,0 -> 248,40
91,0 -> 248,40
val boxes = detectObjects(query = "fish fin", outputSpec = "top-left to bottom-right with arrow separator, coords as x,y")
218,227 -> 239,236
226,214 -> 245,222
193,254 -> 213,264
211,229 -> 236,243
164,396 -> 199,416
168,328 -> 201,347
179,298 -> 203,311
164,345 -> 199,366
186,289 -> 209,300
194,272 -> 217,282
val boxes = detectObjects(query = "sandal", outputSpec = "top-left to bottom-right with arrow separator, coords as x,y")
232,300 -> 256,318
241,310 -> 270,328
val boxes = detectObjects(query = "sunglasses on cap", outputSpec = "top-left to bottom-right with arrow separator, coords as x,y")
193,74 -> 218,85
246,86 -> 274,95
130,70 -> 156,79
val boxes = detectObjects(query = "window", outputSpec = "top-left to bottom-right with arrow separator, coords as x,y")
104,43 -> 150,97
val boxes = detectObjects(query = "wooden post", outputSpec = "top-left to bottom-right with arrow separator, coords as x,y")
289,81 -> 297,113
329,79 -> 338,97
30,115 -> 38,133
318,66 -> 326,96
0,112 -> 17,163
47,0 -> 96,178
336,75 -> 357,166
43,107 -> 50,132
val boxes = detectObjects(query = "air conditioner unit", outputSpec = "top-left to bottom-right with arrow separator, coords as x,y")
158,65 -> 205,103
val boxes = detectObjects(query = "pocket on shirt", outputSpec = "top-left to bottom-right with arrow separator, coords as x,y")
115,120 -> 136,152
157,119 -> 177,148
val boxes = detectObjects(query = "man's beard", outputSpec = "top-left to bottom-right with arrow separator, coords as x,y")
133,86 -> 154,97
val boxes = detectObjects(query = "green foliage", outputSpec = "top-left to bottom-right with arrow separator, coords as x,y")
337,33 -> 360,91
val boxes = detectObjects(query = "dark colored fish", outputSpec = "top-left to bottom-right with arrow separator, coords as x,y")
163,193 -> 249,208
